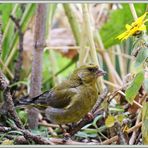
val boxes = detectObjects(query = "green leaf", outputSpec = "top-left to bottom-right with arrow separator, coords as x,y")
18,110 -> 28,124
105,115 -> 115,128
142,102 -> 148,121
8,130 -> 22,135
125,71 -> 144,104
142,102 -> 148,144
92,115 -> 103,128
116,114 -> 124,124
82,123 -> 92,129
2,4 -> 36,62
0,4 -> 14,30
144,77 -> 148,93
75,130 -> 97,138
100,4 -> 147,48
109,107 -> 124,113
134,48 -> 148,67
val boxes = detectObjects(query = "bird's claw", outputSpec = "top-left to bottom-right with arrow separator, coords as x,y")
62,132 -> 71,142
85,112 -> 94,121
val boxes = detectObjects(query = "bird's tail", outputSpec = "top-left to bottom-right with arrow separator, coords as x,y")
14,95 -> 34,107
14,91 -> 49,108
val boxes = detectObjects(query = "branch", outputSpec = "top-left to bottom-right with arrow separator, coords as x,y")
101,121 -> 142,144
0,71 -> 23,129
114,122 -> 127,145
0,18 -> 2,55
29,4 -> 47,129
30,4 -> 47,97
19,128 -> 53,144
10,15 -> 24,83
0,125 -> 53,145
49,137 -> 97,145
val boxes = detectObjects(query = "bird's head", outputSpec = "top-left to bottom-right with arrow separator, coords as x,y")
70,64 -> 106,84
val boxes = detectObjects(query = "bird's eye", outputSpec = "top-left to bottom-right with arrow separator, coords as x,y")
88,67 -> 96,72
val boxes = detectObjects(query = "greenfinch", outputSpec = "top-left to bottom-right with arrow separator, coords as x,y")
15,64 -> 106,124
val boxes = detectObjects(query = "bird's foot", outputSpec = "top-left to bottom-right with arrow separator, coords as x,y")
62,132 -> 71,142
85,112 -> 94,121
59,124 -> 71,142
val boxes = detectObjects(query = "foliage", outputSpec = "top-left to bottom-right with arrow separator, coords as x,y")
0,3 -> 147,145
142,102 -> 148,144
125,71 -> 144,104
100,4 -> 147,48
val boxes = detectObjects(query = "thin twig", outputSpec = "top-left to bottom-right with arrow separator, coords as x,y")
9,125 -> 53,145
118,90 -> 143,108
127,122 -> 142,133
45,46 -> 133,60
3,88 -> 23,129
39,121 -> 67,129
10,15 -> 24,83
114,122 -> 127,145
101,121 -> 142,145
129,110 -> 141,145
0,126 -> 11,132
49,138 -> 97,145
95,32 -> 123,86
20,128 -> 53,144
103,80 -> 120,88
0,58 -> 14,79
101,136 -> 118,145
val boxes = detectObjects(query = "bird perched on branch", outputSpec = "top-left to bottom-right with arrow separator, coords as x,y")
15,64 -> 106,125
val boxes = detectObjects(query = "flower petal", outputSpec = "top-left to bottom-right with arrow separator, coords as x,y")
126,24 -> 131,30
138,25 -> 146,31
116,12 -> 148,41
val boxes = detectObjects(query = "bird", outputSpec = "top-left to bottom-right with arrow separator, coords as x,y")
15,64 -> 106,125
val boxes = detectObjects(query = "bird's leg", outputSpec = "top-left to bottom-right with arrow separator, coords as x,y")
59,124 -> 67,133
59,124 -> 70,142
65,123 -> 76,130
84,112 -> 94,121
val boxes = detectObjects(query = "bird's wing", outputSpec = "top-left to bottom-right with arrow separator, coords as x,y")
15,80 -> 80,108
31,87 -> 78,108
64,92 -> 81,111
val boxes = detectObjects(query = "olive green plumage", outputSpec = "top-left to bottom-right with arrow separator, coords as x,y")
16,64 -> 106,124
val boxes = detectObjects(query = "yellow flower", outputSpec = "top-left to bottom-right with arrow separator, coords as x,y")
117,12 -> 148,41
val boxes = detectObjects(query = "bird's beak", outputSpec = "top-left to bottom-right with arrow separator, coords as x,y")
96,69 -> 106,76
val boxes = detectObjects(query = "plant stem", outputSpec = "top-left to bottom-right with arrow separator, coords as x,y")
3,4 -> 35,73
0,59 -> 13,79
2,4 -> 19,44
63,4 -> 81,46
29,4 -> 47,129
129,110 -> 141,145
95,31 -> 123,86
82,4 -> 105,92
78,5 -> 88,66
47,4 -> 60,85
116,45 -> 126,79
10,15 -> 24,83
30,4 -> 47,97
129,4 -> 138,20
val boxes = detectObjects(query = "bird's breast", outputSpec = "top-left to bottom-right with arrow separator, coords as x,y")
77,85 -> 98,112
45,84 -> 98,124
